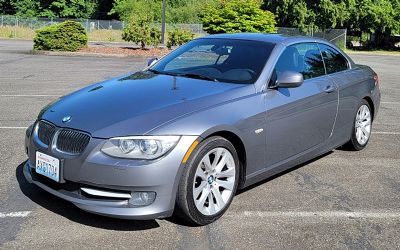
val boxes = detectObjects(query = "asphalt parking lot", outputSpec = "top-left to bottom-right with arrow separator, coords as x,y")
0,39 -> 399,249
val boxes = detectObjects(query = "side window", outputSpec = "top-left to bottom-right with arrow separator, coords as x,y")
318,44 -> 349,74
273,43 -> 325,83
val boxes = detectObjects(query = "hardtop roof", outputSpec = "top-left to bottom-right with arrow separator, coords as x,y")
200,33 -> 328,45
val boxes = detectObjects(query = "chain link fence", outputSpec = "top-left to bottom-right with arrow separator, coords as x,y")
0,15 -> 206,34
0,15 -> 125,31
1,15 -> 346,47
277,27 -> 347,48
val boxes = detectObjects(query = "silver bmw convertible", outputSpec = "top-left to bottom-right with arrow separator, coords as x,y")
24,33 -> 380,225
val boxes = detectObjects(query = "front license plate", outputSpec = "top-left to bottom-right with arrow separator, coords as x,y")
35,152 -> 60,182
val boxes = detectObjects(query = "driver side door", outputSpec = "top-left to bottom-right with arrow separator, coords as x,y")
264,42 -> 339,167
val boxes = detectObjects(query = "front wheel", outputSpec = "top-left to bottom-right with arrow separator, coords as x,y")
175,136 -> 239,225
344,100 -> 372,150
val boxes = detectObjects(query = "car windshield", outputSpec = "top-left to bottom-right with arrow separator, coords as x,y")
149,38 -> 275,84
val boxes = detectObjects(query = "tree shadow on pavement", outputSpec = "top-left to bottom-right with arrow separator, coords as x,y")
16,161 -> 160,231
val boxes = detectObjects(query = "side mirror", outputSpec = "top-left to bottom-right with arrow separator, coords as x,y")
147,57 -> 158,67
275,71 -> 303,88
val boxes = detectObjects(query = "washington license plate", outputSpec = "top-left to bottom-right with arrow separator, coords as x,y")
35,152 -> 60,182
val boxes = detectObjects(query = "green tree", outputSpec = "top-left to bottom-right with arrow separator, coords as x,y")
263,0 -> 356,31
263,0 -> 314,32
264,0 -> 400,48
201,0 -> 276,34
10,0 -> 98,18
356,0 -> 400,47
42,0 -> 97,18
109,0 -> 160,21
0,0 -> 15,14
121,3 -> 160,49
109,0 -> 216,23
94,0 -> 118,19
11,0 -> 39,17
316,0 -> 354,29
166,0 -> 216,23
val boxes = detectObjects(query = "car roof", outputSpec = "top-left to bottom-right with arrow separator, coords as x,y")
201,33 -> 329,45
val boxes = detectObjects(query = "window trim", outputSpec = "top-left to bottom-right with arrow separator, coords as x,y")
153,38 -> 275,85
268,42 -> 327,87
316,43 -> 350,75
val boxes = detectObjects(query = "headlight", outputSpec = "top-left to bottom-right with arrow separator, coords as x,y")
101,136 -> 180,160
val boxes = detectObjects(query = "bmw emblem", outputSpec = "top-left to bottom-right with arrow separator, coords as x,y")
207,175 -> 214,184
62,116 -> 72,123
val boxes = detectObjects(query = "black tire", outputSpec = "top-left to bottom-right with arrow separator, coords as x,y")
343,99 -> 372,151
175,136 -> 240,225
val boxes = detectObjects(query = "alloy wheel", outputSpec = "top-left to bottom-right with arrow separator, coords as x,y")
355,104 -> 371,145
192,147 -> 236,216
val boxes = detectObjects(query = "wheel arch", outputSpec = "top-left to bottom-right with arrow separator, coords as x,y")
363,96 -> 375,121
200,128 -> 247,189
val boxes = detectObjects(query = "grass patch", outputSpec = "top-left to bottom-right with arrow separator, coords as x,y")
88,29 -> 124,42
0,25 -> 206,44
0,26 -> 124,42
0,26 -> 35,39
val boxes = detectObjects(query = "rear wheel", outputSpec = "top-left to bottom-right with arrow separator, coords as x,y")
344,100 -> 372,150
176,136 -> 239,225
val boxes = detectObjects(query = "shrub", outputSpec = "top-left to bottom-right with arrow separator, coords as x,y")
122,23 -> 161,49
201,0 -> 276,34
166,29 -> 194,49
33,21 -> 88,52
122,7 -> 161,49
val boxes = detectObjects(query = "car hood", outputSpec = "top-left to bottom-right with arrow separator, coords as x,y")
40,72 -> 252,138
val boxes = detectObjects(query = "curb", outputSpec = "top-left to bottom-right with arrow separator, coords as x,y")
346,51 -> 400,57
30,50 -> 152,58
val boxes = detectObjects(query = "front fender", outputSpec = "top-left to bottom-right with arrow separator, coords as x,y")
149,92 -> 268,177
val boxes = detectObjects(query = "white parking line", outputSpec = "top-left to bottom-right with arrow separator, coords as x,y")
0,94 -> 59,97
0,126 -> 28,129
381,101 -> 400,104
0,211 -> 31,218
230,211 -> 400,220
373,131 -> 400,135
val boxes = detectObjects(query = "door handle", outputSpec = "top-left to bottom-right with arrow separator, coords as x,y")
324,85 -> 336,93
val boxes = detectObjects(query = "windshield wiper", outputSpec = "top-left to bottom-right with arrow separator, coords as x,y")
147,68 -> 178,76
147,69 -> 218,82
176,73 -> 219,82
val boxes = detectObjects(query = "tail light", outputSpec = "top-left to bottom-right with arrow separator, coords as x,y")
373,72 -> 379,87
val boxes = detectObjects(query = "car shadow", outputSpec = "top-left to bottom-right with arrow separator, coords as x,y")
236,151 -> 333,195
335,145 -> 356,152
167,151 -> 334,227
16,162 -> 160,231
16,151 -> 333,229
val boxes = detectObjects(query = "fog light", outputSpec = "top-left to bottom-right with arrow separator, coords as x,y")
129,192 -> 156,207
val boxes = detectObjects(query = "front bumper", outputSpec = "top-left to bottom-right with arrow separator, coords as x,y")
24,133 -> 198,220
